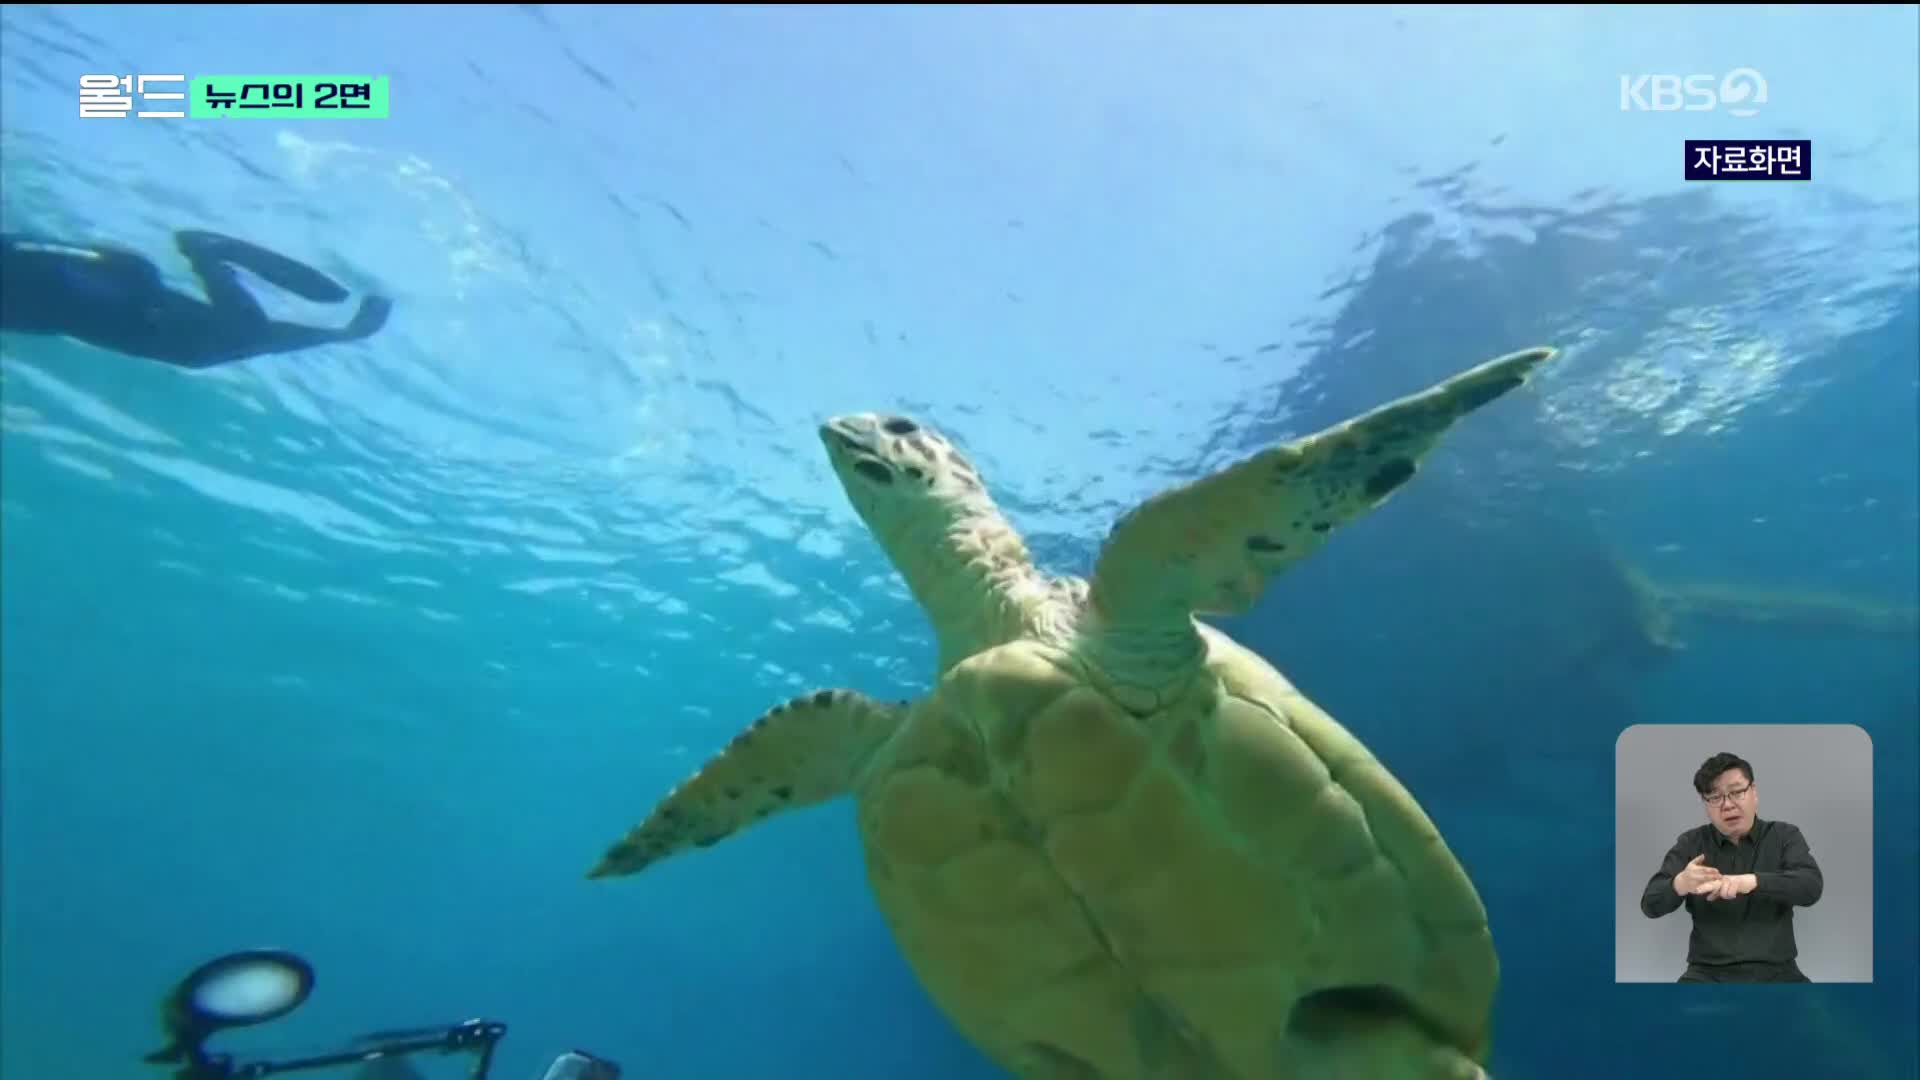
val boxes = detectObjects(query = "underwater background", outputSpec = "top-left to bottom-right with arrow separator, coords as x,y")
2,6 -> 1915,1079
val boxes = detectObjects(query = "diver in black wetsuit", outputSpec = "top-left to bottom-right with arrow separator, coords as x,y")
0,228 -> 392,369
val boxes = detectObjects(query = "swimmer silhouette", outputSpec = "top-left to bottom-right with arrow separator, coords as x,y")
1,228 -> 391,368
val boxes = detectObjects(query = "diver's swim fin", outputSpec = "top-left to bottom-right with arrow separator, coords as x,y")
345,295 -> 393,339
174,229 -> 351,304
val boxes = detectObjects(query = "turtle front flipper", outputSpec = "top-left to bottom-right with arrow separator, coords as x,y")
588,689 -> 904,878
1087,346 -> 1555,630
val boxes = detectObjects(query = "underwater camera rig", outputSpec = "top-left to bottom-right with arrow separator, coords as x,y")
142,948 -> 619,1080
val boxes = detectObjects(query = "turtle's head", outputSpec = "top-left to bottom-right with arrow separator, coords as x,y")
820,412 -> 1051,665
818,413 -> 992,540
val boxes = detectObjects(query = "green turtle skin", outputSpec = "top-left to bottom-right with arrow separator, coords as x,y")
590,347 -> 1556,1079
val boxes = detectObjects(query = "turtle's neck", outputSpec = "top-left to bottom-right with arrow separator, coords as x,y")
881,500 -> 1054,674
1070,602 -> 1209,715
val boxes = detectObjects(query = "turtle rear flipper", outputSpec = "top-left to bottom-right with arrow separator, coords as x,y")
1280,985 -> 1490,1080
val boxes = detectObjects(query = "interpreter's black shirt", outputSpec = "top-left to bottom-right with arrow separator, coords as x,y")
1639,817 -> 1824,969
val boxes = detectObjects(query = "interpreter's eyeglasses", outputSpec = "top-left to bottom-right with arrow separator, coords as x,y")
1702,784 -> 1751,808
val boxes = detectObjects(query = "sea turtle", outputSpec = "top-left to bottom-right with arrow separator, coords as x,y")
587,345 -> 1557,1079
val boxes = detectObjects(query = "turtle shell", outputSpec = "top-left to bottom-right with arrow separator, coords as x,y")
851,623 -> 1496,1078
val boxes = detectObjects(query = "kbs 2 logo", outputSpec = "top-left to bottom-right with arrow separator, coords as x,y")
1619,68 -> 1768,117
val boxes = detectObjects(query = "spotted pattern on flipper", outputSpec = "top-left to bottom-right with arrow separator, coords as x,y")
587,689 -> 901,879
1365,457 -> 1416,498
1087,346 -> 1555,633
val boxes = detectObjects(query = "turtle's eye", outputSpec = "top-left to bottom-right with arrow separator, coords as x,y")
882,417 -> 919,436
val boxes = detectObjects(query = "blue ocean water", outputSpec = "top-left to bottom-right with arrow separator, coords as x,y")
1,6 -> 1915,1080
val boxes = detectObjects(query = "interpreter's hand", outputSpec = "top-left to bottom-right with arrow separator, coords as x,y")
1673,854 -> 1722,896
1704,873 -> 1757,902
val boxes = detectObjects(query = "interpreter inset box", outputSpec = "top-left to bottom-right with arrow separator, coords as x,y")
1615,723 -> 1872,984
